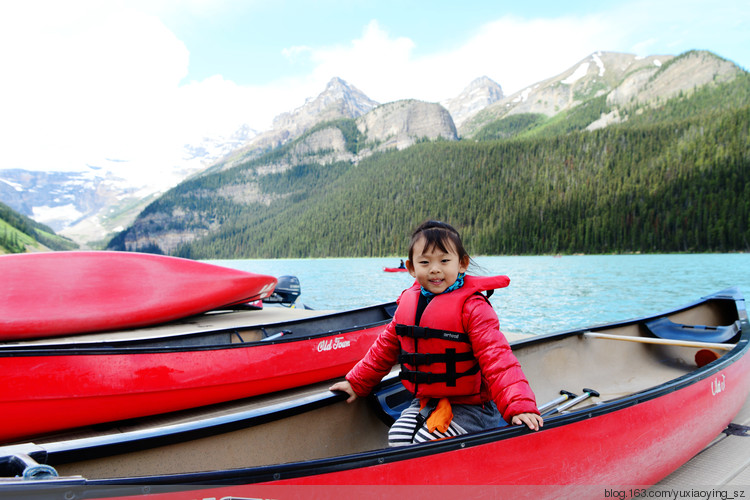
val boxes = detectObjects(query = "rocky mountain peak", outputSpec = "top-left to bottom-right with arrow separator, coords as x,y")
442,76 -> 503,127
458,51 -> 678,136
467,76 -> 503,94
272,77 -> 379,131
214,78 -> 380,168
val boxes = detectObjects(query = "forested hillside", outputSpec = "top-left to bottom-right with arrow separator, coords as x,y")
0,202 -> 78,254
108,71 -> 750,258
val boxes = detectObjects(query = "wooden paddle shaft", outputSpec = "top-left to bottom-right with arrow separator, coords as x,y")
583,331 -> 735,351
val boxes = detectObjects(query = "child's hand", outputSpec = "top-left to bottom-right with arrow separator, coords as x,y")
511,412 -> 544,431
329,380 -> 358,403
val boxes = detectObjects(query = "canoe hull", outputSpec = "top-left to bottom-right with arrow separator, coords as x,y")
0,252 -> 277,340
276,351 -> 750,487
0,305 -> 394,442
383,267 -> 408,272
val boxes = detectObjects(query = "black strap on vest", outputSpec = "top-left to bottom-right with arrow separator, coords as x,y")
400,363 -> 481,387
398,350 -> 475,366
412,397 -> 439,440
395,325 -> 472,343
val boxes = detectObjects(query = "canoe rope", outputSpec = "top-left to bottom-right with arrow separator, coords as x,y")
4,453 -> 59,481
723,423 -> 750,437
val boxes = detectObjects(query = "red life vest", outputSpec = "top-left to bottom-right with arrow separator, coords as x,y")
395,275 -> 510,399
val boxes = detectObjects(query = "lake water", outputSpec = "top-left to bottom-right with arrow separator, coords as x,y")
210,254 -> 749,338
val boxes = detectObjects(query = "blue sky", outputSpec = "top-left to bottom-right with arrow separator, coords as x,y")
0,0 -> 747,179
161,0 -> 747,87
158,0 -> 749,90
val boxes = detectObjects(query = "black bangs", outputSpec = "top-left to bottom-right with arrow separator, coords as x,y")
408,220 -> 468,262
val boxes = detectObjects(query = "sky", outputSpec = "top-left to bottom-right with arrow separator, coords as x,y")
0,0 -> 748,180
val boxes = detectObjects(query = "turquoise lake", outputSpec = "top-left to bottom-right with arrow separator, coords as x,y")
210,254 -> 750,337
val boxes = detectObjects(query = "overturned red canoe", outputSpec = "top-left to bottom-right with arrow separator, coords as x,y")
0,251 -> 277,340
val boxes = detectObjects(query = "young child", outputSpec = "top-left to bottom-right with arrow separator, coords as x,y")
330,220 -> 542,446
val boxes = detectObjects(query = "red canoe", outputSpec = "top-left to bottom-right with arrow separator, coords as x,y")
1,288 -> 746,496
0,251 -> 277,340
383,267 -> 408,272
0,302 -> 394,442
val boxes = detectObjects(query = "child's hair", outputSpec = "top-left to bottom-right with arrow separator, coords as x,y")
408,220 -> 470,265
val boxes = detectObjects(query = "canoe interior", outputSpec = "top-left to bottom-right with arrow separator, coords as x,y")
1,292 -> 745,483
526,297 -> 741,405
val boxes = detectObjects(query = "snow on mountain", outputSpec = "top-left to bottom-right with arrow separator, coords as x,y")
441,76 -> 504,127
0,124 -> 257,246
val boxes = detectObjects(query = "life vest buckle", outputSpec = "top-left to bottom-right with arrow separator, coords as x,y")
399,352 -> 433,366
402,325 -> 429,339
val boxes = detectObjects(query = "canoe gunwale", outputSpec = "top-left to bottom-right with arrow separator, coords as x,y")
0,302 -> 398,356
25,391 -> 352,467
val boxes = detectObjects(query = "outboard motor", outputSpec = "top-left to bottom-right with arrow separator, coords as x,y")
263,275 -> 302,307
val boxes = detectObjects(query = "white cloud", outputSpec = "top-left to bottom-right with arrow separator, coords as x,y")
0,1 -> 300,175
0,1 -> 190,172
1,0 -> 746,180
284,14 -> 618,104
294,20 -> 417,102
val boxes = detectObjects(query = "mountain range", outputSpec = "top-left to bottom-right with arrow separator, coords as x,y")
104,49 -> 748,258
1,49 -> 747,255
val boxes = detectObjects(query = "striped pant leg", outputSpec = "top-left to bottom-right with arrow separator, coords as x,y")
388,404 -> 421,447
388,403 -> 468,447
412,420 -> 467,443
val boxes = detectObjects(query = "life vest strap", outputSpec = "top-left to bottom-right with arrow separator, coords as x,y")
395,324 -> 471,343
399,363 -> 480,386
399,350 -> 476,366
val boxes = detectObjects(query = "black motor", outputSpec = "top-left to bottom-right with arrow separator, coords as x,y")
263,275 -> 301,306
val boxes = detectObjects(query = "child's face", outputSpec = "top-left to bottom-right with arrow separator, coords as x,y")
406,236 -> 468,295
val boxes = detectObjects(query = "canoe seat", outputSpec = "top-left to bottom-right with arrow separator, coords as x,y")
645,317 -> 740,344
370,381 -> 412,425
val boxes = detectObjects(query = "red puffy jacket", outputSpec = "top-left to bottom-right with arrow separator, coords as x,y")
346,275 -> 539,422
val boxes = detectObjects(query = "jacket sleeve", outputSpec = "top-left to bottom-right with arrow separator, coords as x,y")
463,295 -> 539,422
345,318 -> 402,397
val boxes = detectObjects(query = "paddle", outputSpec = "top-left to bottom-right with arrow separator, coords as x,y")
537,390 -> 578,414
542,388 -> 600,417
583,331 -> 736,351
